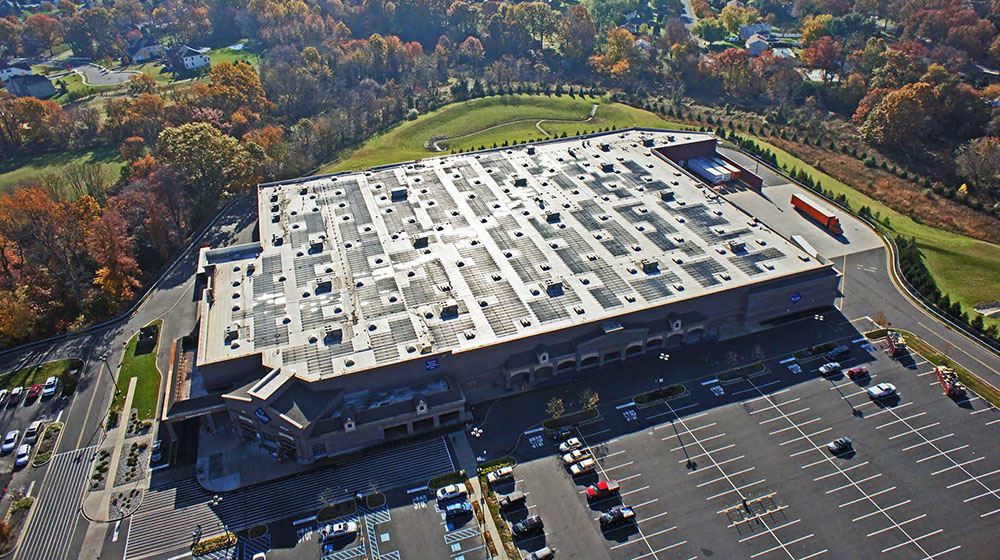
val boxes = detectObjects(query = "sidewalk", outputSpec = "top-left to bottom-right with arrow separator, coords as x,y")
449,432 -> 508,560
195,415 -> 305,492
81,376 -> 139,523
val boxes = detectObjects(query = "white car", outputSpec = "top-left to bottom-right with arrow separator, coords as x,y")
0,389 -> 8,405
486,465 -> 514,485
562,449 -> 591,465
42,376 -> 58,398
866,383 -> 897,400
320,520 -> 358,540
2,430 -> 19,454
436,484 -> 467,501
23,421 -> 42,444
251,554 -> 266,560
14,444 -> 30,467
569,457 -> 597,475
558,437 -> 582,453
818,362 -> 841,375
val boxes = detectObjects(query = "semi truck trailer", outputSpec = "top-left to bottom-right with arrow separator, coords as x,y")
790,193 -> 843,235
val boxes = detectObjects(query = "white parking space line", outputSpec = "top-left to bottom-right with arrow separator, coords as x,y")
864,401 -> 913,418
582,428 -> 612,439
866,514 -> 926,537
926,545 -> 964,558
985,418 -> 1000,426
706,479 -> 767,500
748,398 -> 801,415
759,407 -> 810,424
946,468 -> 1000,489
825,474 -> 882,494
599,450 -> 627,461
688,455 -> 744,474
841,389 -> 868,399
648,403 -> 702,421
981,507 -> 1000,518
888,422 -> 941,440
617,473 -> 643,483
737,519 -> 801,542
657,422 -> 716,436
814,462 -> 869,481
603,461 -> 635,473
749,533 -> 815,558
670,432 -> 725,451
881,529 -> 943,553
853,500 -> 911,522
697,467 -> 756,487
637,511 -> 670,524
742,388 -> 790,404
901,433 -> 954,451
931,457 -> 985,476
640,525 -> 677,538
876,412 -> 927,430
916,445 -> 969,463
621,485 -> 650,497
770,418 -> 821,435
789,444 -> 827,458
779,428 -> 832,446
839,487 -> 896,508
797,550 -> 829,560
731,380 -> 781,397
679,444 -> 735,463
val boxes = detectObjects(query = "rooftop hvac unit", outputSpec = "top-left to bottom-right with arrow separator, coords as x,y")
641,259 -> 660,273
546,280 -> 564,296
514,177 -> 528,187
315,277 -> 333,294
600,143 -> 611,152
413,235 -> 429,249
642,138 -> 655,147
391,187 -> 408,201
323,325 -> 343,345
545,211 -> 561,223
728,240 -> 747,252
441,300 -> 459,319
601,162 -> 615,172
660,191 -> 675,201
527,146 -> 536,155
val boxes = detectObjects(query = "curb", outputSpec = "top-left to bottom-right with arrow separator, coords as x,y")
79,486 -> 146,524
30,422 -> 65,468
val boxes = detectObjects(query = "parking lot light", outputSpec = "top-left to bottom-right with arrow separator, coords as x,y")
810,314 -> 825,350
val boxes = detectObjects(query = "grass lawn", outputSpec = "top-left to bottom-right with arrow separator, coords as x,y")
324,94 -> 681,173
729,133 -> 1000,331
129,61 -> 175,84
0,359 -> 81,392
50,72 -> 118,104
111,319 -> 163,420
31,422 -> 63,466
207,46 -> 261,68
0,146 -> 124,194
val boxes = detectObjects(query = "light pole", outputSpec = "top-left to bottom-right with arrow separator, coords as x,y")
99,352 -> 120,392
810,314 -> 824,352
658,353 -> 670,394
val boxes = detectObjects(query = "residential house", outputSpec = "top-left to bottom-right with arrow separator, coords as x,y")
167,46 -> 210,72
745,33 -> 770,57
127,37 -> 165,63
0,61 -> 32,82
5,74 -> 56,98
739,22 -> 772,41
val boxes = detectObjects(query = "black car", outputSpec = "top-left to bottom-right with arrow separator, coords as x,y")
512,515 -> 544,537
826,345 -> 850,360
599,506 -> 635,528
498,491 -> 526,511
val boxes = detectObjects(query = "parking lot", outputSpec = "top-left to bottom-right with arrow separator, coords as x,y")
498,335 -> 1000,560
0,385 -> 68,472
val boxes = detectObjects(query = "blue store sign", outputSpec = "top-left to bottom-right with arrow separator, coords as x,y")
425,358 -> 440,371
790,292 -> 802,303
254,407 -> 272,424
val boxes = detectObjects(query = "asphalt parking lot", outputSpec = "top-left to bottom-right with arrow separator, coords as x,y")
0,390 -> 68,471
498,335 -> 1000,560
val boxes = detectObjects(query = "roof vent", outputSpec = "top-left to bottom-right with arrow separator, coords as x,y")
660,191 -> 675,201
441,300 -> 459,319
641,259 -> 659,273
545,211 -> 561,223
546,280 -> 564,296
413,235 -> 429,249
514,177 -> 528,187
323,325 -> 343,345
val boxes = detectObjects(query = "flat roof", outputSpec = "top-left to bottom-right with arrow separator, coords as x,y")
198,130 -> 826,380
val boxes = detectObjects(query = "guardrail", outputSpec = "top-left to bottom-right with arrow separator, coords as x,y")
723,141 -> 1000,357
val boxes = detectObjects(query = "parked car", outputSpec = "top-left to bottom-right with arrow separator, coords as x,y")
436,484 -> 468,501
828,437 -> 853,454
599,505 -> 635,528
251,554 -> 266,560
487,465 -> 514,485
14,444 -> 30,468
319,521 -> 358,541
826,345 -> 850,360
511,515 -> 544,537
569,458 -> 597,475
42,376 -> 58,398
558,437 -> 582,453
9,387 -> 23,405
444,500 -> 473,520
867,383 -> 897,400
26,384 -> 42,401
525,546 -> 554,559
498,491 -> 526,511
818,362 -> 841,375
846,366 -> 868,380
150,440 -> 163,463
561,449 -> 591,465
23,420 -> 43,444
0,389 -> 8,405
586,480 -> 621,501
2,430 -> 19,453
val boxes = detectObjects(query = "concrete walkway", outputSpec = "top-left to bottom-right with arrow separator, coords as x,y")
81,376 -> 137,522
449,432 -> 508,560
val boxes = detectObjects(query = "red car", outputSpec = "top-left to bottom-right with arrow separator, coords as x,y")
847,366 -> 869,380
26,384 -> 42,400
586,480 -> 621,501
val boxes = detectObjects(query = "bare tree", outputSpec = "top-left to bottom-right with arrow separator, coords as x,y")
578,387 -> 599,411
546,396 -> 565,420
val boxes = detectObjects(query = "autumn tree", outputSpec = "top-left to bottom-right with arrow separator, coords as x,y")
546,396 -> 564,420
956,137 -> 1000,197
559,6 -> 597,68
858,82 -> 936,147
202,62 -> 273,118
0,16 -> 22,57
589,27 -> 639,81
702,47 -> 759,96
127,73 -> 157,96
457,36 -> 485,64
86,207 -> 141,308
692,17 -> 727,42
157,123 -> 262,207
719,4 -> 760,35
802,36 -> 843,81
24,14 -> 63,56
801,13 -> 832,45
0,288 -> 41,346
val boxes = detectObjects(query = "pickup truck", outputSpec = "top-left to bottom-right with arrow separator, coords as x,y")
498,491 -> 526,511
586,480 -> 621,501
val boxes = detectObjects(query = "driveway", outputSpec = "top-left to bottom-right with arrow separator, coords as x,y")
71,63 -> 137,86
